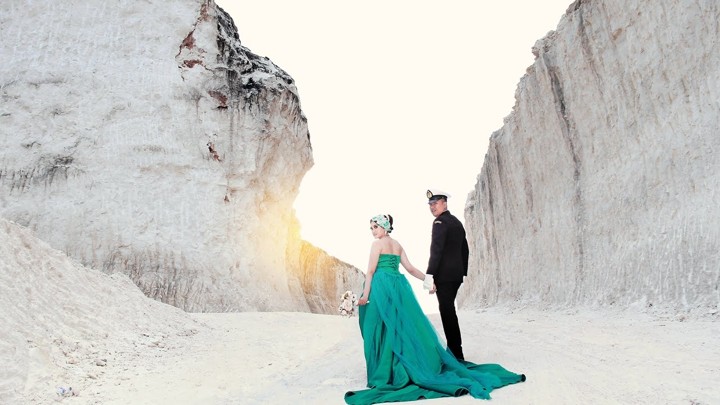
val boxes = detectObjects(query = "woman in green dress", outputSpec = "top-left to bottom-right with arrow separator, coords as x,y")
345,214 -> 525,404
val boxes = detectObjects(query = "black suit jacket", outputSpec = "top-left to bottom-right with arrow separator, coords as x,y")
427,210 -> 469,283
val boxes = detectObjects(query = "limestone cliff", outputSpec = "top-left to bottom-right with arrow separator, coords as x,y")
0,0 -> 362,312
459,0 -> 720,314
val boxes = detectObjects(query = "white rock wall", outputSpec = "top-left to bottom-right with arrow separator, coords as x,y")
459,0 -> 720,313
0,0 -> 361,312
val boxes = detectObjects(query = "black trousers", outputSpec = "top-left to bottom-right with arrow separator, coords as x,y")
435,280 -> 464,360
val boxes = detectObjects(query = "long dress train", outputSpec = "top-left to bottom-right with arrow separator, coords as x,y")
345,254 -> 525,404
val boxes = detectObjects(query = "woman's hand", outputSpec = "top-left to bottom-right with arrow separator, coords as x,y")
358,296 -> 370,305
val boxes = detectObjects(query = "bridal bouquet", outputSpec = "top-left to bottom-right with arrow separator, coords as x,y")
338,290 -> 358,317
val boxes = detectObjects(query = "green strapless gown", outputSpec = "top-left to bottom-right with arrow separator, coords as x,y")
345,254 -> 525,404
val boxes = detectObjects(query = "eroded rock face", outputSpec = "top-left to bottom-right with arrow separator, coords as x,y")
459,0 -> 720,314
0,0 -> 362,312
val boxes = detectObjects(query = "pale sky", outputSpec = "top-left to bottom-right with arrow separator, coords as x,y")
215,1 -> 571,311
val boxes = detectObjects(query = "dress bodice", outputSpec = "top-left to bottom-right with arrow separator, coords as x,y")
376,254 -> 400,274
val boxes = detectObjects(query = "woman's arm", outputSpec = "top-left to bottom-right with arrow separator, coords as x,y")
400,247 -> 425,281
358,241 -> 381,305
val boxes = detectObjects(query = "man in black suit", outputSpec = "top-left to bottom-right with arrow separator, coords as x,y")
424,188 -> 469,360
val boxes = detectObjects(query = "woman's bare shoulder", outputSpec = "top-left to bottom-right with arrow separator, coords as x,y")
390,239 -> 404,255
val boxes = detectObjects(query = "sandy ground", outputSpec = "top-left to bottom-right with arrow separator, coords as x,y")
37,308 -> 719,405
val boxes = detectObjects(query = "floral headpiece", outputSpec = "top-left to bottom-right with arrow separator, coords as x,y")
371,214 -> 392,232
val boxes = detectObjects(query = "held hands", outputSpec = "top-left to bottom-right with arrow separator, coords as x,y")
423,274 -> 437,294
423,274 -> 433,290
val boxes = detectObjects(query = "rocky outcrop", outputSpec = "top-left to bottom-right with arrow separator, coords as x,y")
0,0 -> 361,312
288,235 -> 366,314
459,0 -> 720,314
